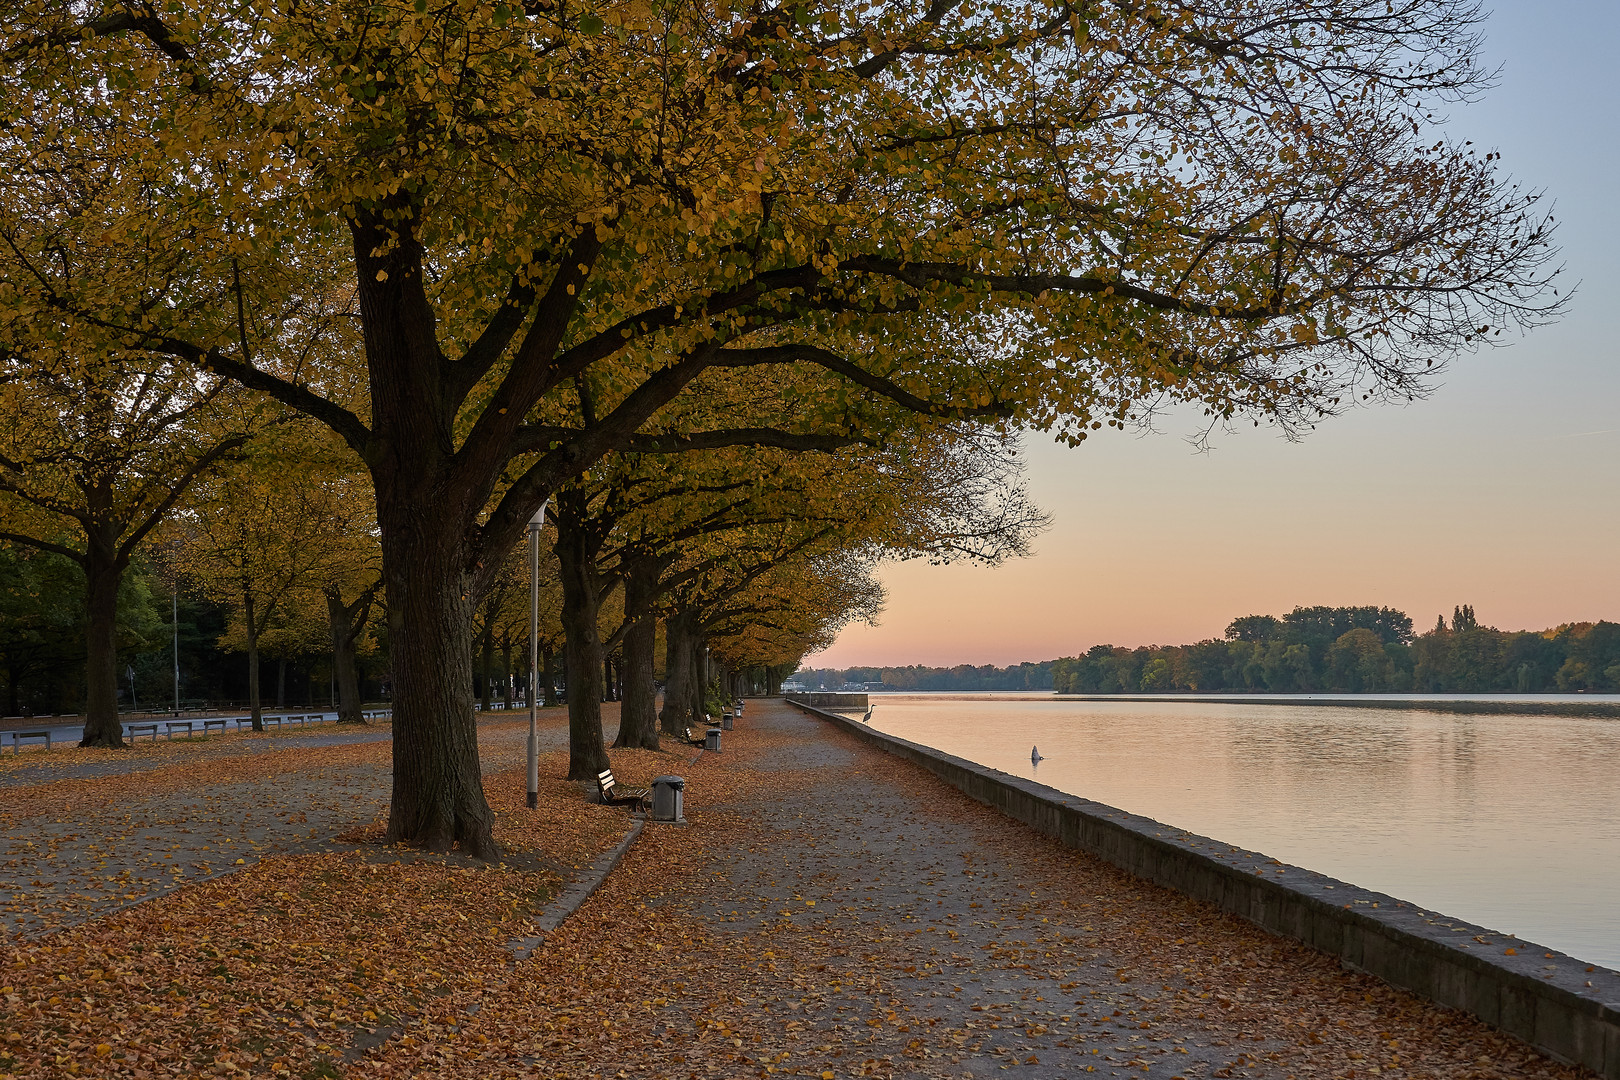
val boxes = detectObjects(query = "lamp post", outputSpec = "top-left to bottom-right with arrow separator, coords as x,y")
527,500 -> 549,809
172,586 -> 180,716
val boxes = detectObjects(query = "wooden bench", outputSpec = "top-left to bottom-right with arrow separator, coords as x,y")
678,726 -> 706,747
163,721 -> 194,739
201,719 -> 227,736
232,716 -> 255,731
596,768 -> 649,811
9,730 -> 50,754
126,723 -> 159,743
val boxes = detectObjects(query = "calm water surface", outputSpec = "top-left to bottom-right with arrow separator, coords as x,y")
863,696 -> 1620,969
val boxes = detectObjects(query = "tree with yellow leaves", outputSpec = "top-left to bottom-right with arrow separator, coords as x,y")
2,0 -> 1561,855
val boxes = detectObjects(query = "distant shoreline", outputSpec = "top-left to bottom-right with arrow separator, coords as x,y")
823,691 -> 1620,719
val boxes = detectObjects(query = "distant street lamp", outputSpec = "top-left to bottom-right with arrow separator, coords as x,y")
172,586 -> 180,716
527,500 -> 549,810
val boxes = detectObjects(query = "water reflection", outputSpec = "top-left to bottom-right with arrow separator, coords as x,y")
865,696 -> 1620,969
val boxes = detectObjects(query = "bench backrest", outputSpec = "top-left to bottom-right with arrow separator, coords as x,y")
596,768 -> 616,793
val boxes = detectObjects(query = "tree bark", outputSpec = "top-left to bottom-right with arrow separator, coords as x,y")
614,561 -> 660,749
660,609 -> 697,735
501,643 -> 513,710
327,588 -> 368,725
478,623 -> 494,711
276,658 -> 286,708
692,634 -> 710,722
243,590 -> 264,731
378,521 -> 495,858
554,493 -> 609,781
541,647 -> 559,706
79,534 -> 124,748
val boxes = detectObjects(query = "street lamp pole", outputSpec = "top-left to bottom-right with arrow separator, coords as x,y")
172,586 -> 180,716
527,500 -> 549,809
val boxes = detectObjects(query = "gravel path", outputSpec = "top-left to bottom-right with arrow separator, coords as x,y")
468,697 -> 1581,1080
0,707 -> 591,938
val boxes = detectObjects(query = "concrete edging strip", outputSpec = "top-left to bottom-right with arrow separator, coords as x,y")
508,817 -> 644,961
788,698 -> 1620,1078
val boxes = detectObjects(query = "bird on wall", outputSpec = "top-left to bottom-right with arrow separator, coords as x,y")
862,705 -> 875,723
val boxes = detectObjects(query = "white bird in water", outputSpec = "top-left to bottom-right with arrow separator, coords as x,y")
1031,745 -> 1043,764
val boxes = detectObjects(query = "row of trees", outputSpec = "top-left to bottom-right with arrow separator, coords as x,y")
0,544 -> 391,717
1052,607 -> 1620,694
1,0 -> 1560,857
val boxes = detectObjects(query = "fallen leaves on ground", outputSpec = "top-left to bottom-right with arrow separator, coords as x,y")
0,702 -> 1596,1080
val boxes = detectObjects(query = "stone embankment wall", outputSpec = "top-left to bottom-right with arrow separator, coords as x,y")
785,692 -> 868,709
789,699 -> 1620,1078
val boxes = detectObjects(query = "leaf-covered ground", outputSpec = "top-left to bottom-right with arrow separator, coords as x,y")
0,701 -> 1594,1079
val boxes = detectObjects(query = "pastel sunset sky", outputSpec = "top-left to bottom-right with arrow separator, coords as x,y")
809,0 -> 1620,669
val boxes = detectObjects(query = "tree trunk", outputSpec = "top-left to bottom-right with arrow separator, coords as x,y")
615,562 -> 660,749
660,610 -> 696,735
243,590 -> 264,731
79,538 -> 125,748
767,665 -> 783,696
276,658 -> 286,708
479,623 -> 494,712
692,635 -> 710,722
555,497 -> 609,781
541,646 -> 559,706
379,522 -> 495,858
501,643 -> 513,711
327,589 -> 367,725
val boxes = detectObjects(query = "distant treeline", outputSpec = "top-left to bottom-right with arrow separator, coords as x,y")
1053,606 -> 1620,694
796,661 -> 1054,692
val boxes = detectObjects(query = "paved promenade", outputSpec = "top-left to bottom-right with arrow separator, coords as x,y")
460,700 -> 1582,1080
0,699 -> 1587,1079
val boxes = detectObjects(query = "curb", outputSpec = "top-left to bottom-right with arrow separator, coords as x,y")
507,817 -> 644,961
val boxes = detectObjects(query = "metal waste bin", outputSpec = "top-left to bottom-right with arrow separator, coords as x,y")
721,712 -> 733,730
651,776 -> 685,823
705,727 -> 722,752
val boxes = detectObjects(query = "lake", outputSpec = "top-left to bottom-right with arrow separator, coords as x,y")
860,694 -> 1620,970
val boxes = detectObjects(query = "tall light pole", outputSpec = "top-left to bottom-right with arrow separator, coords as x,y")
172,586 -> 180,716
527,500 -> 549,809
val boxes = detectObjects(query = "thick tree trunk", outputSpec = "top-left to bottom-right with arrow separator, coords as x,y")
660,610 -> 694,736
244,591 -> 264,731
327,589 -> 367,725
767,665 -> 784,696
615,562 -> 659,749
276,658 -> 286,708
541,647 -> 559,706
79,540 -> 124,748
379,524 -> 496,858
479,624 -> 494,711
554,497 -> 609,781
692,635 -> 710,721
501,644 -> 513,711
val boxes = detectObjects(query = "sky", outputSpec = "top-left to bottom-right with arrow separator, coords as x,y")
808,0 -> 1620,669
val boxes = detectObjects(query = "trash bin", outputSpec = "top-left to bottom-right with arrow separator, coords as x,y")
721,712 -> 733,730
651,776 -> 685,823
705,727 -> 722,752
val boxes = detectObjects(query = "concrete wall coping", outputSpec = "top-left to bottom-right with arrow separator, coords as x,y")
791,699 -> 1620,1077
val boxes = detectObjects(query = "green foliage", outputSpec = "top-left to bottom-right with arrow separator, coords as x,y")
1053,606 -> 1620,695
